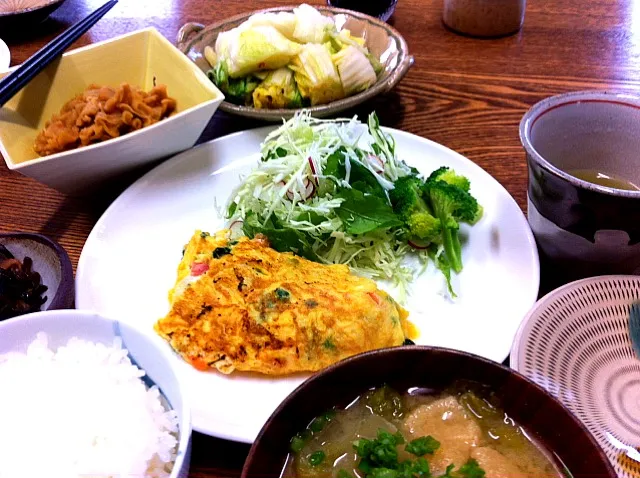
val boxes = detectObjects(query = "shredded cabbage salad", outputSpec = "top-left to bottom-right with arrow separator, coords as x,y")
224,112 -> 438,298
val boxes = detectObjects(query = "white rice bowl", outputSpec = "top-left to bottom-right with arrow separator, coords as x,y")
0,332 -> 179,478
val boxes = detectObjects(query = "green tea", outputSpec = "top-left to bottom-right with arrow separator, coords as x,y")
568,169 -> 640,191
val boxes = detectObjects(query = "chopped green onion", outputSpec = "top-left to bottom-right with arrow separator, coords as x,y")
308,450 -> 326,466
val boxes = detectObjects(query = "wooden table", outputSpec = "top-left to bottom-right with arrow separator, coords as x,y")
1,0 -> 637,476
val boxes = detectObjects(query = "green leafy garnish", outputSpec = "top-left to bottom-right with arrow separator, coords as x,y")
335,188 -> 403,235
309,411 -> 334,432
212,247 -> 231,259
243,212 -> 317,261
308,450 -> 326,466
457,459 -> 485,478
405,436 -> 440,457
354,429 -> 405,472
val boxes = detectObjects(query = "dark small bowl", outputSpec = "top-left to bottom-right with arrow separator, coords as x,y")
0,232 -> 74,313
0,0 -> 67,33
242,346 -> 615,478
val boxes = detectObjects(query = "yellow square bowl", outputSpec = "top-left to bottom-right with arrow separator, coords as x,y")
0,27 -> 224,194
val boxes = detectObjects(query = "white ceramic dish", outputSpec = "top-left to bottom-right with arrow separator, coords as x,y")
0,28 -> 224,195
511,275 -> 640,478
0,38 -> 9,71
76,125 -> 540,442
0,309 -> 192,477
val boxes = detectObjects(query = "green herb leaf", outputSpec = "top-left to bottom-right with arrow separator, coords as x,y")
274,288 -> 290,301
226,201 -> 237,218
337,470 -> 354,478
405,436 -> 440,457
323,337 -> 337,351
212,247 -> 231,259
458,459 -> 485,478
443,464 -> 456,478
411,457 -> 431,477
348,157 -> 387,198
335,188 -> 402,235
242,212 -> 317,260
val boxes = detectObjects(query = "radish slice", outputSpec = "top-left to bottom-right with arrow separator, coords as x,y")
190,262 -> 209,276
408,239 -> 430,250
308,156 -> 319,185
229,220 -> 244,236
302,177 -> 316,200
367,154 -> 384,174
279,180 -> 294,201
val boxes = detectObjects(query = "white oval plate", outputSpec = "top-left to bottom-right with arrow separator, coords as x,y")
76,126 -> 539,443
511,275 -> 640,478
0,38 -> 10,71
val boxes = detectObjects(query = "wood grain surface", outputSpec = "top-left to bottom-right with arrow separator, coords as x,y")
0,0 -> 637,475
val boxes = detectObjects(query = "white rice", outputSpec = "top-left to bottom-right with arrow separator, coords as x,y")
0,333 -> 179,478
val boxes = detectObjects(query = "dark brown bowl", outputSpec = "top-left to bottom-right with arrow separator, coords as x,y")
242,346 -> 615,478
0,232 -> 74,313
0,0 -> 67,33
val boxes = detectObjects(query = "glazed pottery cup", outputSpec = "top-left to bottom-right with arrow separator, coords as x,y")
520,91 -> 640,284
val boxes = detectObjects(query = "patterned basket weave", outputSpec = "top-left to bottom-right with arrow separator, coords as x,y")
511,275 -> 640,478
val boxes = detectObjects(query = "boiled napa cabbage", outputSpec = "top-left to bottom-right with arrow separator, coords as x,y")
207,60 -> 260,104
221,25 -> 302,78
245,11 -> 297,39
204,45 -> 217,67
329,29 -> 383,75
333,45 -> 377,95
292,4 -> 336,44
215,28 -> 237,63
336,29 -> 366,47
252,68 -> 303,109
290,43 -> 345,105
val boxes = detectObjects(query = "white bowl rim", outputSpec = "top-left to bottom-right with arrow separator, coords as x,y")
1,27 -> 223,170
0,308 -> 192,477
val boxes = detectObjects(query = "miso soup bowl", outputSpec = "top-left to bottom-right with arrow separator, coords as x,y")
242,346 -> 615,478
520,91 -> 640,285
0,28 -> 224,195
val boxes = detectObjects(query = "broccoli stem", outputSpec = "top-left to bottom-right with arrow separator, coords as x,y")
442,226 -> 463,274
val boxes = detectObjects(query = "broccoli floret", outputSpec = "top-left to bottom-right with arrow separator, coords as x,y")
426,166 -> 471,192
407,212 -> 441,240
390,175 -> 441,243
389,175 -> 423,221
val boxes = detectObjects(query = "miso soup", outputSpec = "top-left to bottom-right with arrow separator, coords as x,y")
285,382 -> 563,478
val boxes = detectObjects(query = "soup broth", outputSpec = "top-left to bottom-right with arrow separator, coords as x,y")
285,382 -> 562,478
567,169 -> 640,191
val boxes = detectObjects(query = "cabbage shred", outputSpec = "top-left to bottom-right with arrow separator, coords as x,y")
225,112 -> 427,298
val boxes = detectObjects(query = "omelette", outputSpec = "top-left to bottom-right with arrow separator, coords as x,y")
154,230 -> 414,375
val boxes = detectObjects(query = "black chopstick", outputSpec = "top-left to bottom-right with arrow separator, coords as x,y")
0,0 -> 118,107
